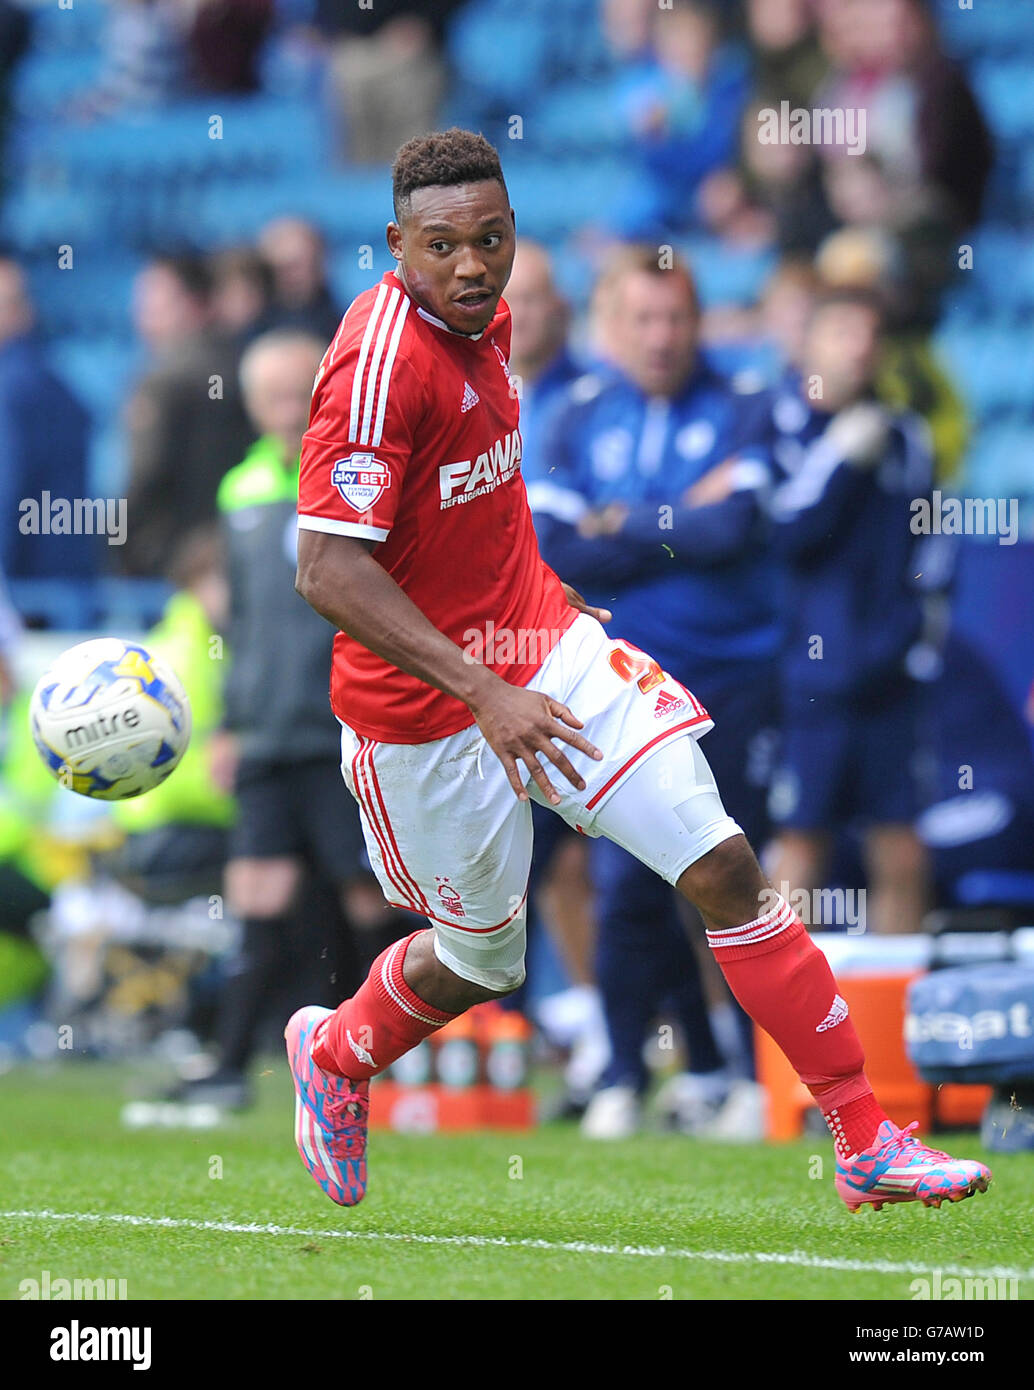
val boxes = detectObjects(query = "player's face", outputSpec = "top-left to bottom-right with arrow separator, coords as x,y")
607,271 -> 699,398
388,180 -> 516,336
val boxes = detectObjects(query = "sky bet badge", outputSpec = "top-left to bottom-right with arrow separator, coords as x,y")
331,453 -> 391,512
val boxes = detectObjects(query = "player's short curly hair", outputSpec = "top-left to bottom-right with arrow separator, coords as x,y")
391,128 -> 508,222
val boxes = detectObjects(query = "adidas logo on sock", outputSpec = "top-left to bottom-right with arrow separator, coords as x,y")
816,994 -> 849,1032
460,381 -> 480,413
346,1028 -> 376,1067
653,689 -> 687,719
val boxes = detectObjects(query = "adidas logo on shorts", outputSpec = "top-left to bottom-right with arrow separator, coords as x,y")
653,690 -> 687,719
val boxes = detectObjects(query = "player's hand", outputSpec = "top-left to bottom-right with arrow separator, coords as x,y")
560,582 -> 611,625
468,679 -> 603,807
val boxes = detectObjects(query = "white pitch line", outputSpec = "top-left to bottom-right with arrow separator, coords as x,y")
2,1209 -> 1030,1283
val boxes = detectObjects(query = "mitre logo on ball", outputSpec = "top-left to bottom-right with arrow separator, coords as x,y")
331,453 -> 391,512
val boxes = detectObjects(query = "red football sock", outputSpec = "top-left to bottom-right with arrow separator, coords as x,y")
311,931 -> 455,1081
706,894 -> 888,1159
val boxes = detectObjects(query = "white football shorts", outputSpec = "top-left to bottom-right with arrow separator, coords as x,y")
339,613 -> 742,990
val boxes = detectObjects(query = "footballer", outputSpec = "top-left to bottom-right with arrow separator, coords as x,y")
286,129 -> 990,1215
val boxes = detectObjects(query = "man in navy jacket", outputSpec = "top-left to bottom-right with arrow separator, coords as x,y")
533,246 -> 780,1137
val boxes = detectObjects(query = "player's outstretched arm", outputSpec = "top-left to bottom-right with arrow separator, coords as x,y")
295,529 -> 602,805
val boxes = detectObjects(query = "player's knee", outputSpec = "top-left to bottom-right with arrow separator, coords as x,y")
677,834 -> 765,927
490,970 -> 526,997
459,962 -> 527,996
431,927 -> 527,997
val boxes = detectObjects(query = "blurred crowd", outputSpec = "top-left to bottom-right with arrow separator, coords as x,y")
0,0 -> 1031,1136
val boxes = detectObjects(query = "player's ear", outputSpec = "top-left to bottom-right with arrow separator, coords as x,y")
386,222 -> 403,261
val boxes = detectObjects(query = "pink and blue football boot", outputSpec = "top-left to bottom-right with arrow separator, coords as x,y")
285,1006 -> 369,1207
836,1119 -> 992,1213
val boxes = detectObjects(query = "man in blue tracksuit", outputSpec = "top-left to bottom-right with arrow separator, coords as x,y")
763,287 -> 934,936
531,246 -> 781,1137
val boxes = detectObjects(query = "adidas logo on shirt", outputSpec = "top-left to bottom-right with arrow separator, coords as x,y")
653,690 -> 687,719
460,381 -> 480,413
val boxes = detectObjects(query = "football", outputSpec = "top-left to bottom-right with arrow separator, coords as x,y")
28,638 -> 192,801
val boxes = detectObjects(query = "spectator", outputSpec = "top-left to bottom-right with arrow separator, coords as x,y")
507,240 -> 609,1110
209,245 -> 275,352
601,0 -> 656,68
506,240 -> 584,484
916,632 -> 1034,920
817,0 -> 992,230
765,287 -> 933,934
119,254 -> 253,577
739,100 -> 837,255
313,0 -> 466,165
755,256 -> 821,381
534,247 -> 780,1138
256,217 -> 342,344
814,0 -> 992,318
0,0 -> 31,208
746,0 -> 826,110
81,0 -> 189,116
185,0 -> 274,93
815,225 -> 968,482
615,0 -> 750,235
0,260 -> 93,583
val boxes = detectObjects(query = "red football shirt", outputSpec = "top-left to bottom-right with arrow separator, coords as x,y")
298,270 -> 576,743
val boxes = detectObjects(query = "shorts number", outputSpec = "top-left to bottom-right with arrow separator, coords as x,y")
608,642 -> 666,695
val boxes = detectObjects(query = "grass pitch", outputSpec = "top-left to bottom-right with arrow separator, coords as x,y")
1,1061 -> 1031,1301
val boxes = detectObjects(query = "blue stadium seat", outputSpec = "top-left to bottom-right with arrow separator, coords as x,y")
25,260 -> 141,341
328,249 -> 396,313
934,318 -> 1034,419
680,237 -> 778,310
971,60 -> 1034,141
50,338 -> 142,422
937,0 -> 1034,59
447,4 -> 553,106
190,168 -> 391,248
532,81 -> 627,153
503,156 -> 637,239
0,184 -> 105,254
11,51 -> 103,116
15,98 -> 328,186
23,0 -> 108,55
964,420 -> 1034,501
